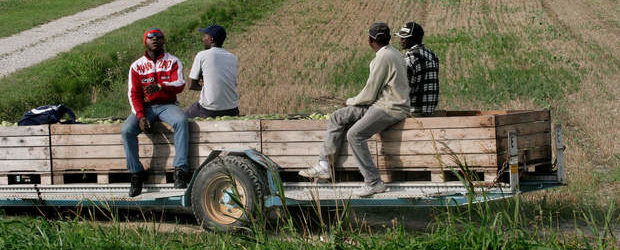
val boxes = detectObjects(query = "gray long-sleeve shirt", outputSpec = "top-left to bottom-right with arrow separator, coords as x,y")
346,45 -> 411,119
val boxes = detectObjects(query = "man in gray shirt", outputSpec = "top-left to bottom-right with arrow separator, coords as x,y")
299,23 -> 410,197
185,24 -> 239,118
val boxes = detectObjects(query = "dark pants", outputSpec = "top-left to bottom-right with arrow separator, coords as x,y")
184,102 -> 239,118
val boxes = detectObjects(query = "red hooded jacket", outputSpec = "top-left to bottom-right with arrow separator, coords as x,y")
128,52 -> 185,119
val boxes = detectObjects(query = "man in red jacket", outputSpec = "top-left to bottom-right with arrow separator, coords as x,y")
122,28 -> 189,197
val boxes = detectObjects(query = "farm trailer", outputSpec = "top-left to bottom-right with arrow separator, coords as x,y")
0,110 -> 566,230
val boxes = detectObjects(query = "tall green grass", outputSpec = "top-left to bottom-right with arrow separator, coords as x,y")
0,0 -> 114,38
0,0 -> 285,121
1,193 -> 615,249
0,153 -> 616,248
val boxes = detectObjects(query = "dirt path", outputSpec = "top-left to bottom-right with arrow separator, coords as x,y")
0,0 -> 187,78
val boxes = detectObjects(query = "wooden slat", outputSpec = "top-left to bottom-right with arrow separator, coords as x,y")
262,141 -> 377,156
263,131 -> 325,142
379,127 -> 495,141
53,157 -> 205,171
192,120 -> 260,132
262,131 -> 380,142
497,132 -> 551,153
51,131 -> 259,145
0,125 -> 48,136
381,139 -> 496,155
52,143 -> 260,158
494,110 -> 549,126
268,155 -> 373,169
0,136 -> 49,147
51,120 -> 260,134
390,115 -> 496,130
444,110 -> 514,116
51,123 -> 122,135
261,120 -> 328,131
0,160 -> 50,172
377,154 -> 497,168
0,147 -> 49,160
498,146 -> 552,165
496,121 -> 550,137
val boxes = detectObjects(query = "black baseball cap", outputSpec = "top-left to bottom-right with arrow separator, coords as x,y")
395,22 -> 424,39
368,22 -> 390,40
198,24 -> 226,42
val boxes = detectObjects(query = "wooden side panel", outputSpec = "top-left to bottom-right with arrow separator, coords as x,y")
51,143 -> 260,159
494,110 -> 552,168
50,120 -> 261,174
0,125 -> 51,174
376,115 -> 498,182
260,120 -> 378,170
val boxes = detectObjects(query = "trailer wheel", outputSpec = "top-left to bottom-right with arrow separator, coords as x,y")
191,155 -> 265,231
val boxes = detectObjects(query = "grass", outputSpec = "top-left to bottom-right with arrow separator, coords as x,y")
0,178 -> 616,249
0,0 -> 114,38
428,30 -> 580,109
0,0 -> 286,121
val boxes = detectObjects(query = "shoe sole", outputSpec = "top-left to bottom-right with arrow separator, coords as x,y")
298,172 -> 330,179
355,187 -> 387,197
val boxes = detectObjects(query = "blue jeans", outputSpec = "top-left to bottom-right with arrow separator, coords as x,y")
121,104 -> 189,173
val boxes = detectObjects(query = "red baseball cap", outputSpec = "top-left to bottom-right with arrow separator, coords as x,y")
143,28 -> 165,45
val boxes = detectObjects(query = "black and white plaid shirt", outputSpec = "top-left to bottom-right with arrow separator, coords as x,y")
404,44 -> 439,116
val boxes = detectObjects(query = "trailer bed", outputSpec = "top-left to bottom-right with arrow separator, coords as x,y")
0,109 -> 565,209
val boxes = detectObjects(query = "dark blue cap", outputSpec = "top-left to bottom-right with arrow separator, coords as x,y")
198,24 -> 226,43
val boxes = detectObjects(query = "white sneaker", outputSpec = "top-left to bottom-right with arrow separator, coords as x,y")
299,161 -> 331,179
353,181 -> 387,197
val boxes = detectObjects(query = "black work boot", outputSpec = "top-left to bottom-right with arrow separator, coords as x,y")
129,172 -> 144,197
174,168 -> 187,189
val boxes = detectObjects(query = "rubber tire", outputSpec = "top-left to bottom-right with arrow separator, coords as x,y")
191,155 -> 265,231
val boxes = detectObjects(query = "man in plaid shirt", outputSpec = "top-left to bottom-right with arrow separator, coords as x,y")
395,22 -> 439,116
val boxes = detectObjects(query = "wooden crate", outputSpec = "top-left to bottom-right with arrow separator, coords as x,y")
50,120 -> 260,184
0,125 -> 51,184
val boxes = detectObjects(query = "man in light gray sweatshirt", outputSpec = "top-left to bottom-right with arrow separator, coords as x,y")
299,22 -> 410,197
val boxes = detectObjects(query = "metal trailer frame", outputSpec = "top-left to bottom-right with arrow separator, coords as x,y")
0,126 -> 567,209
